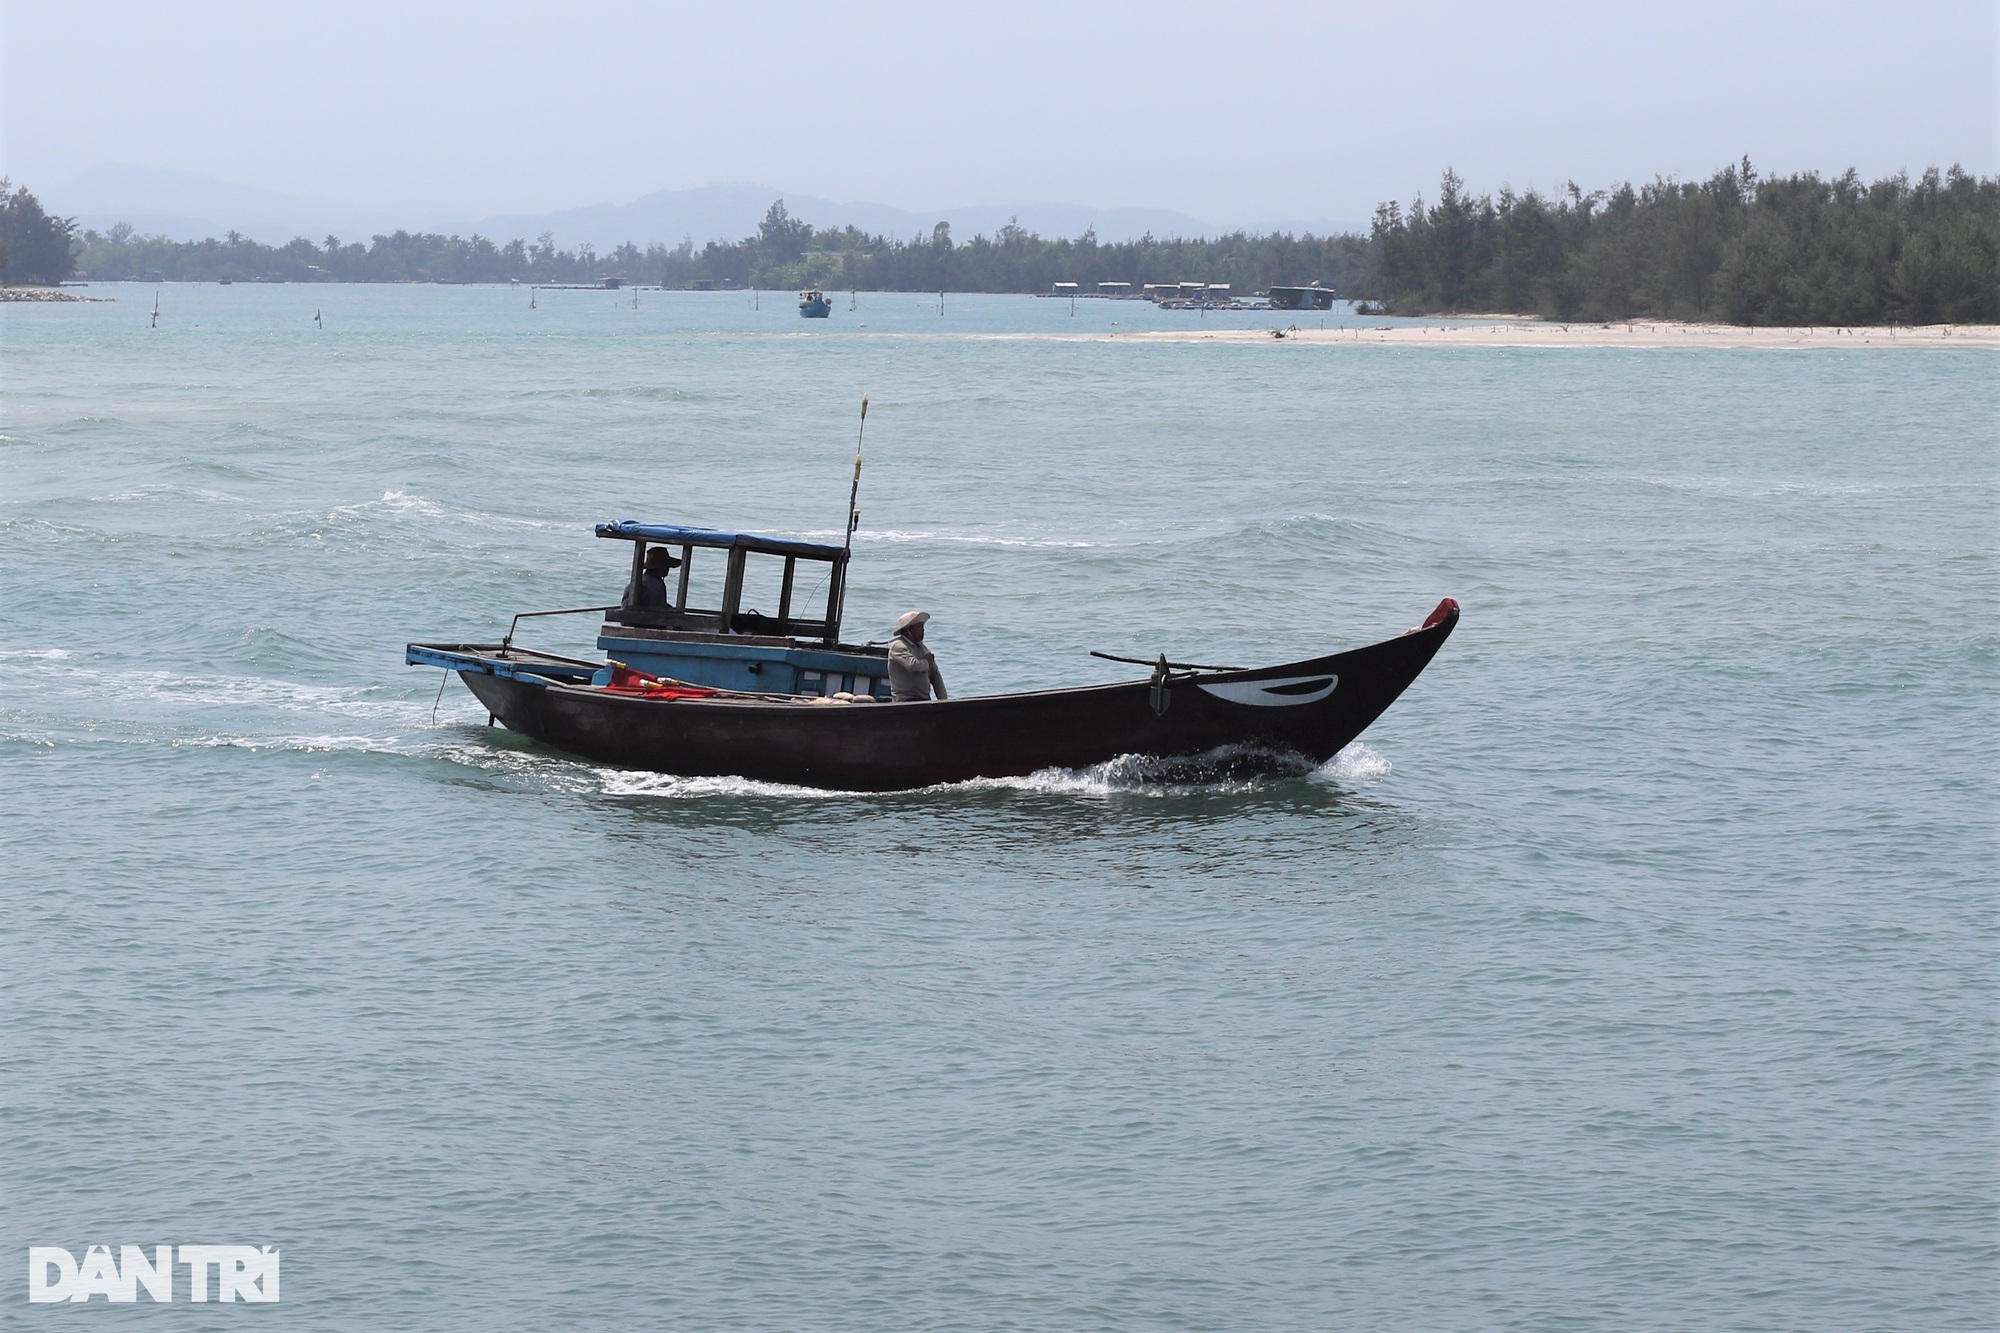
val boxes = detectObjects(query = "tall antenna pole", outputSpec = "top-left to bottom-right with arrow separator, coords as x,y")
843,395 -> 868,559
832,396 -> 868,637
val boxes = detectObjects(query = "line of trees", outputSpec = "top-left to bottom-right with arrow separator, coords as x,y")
1369,161 -> 1998,324
0,179 -> 81,284
59,201 -> 1367,296
69,222 -> 655,286
677,202 -> 1370,295
17,160 -> 2000,324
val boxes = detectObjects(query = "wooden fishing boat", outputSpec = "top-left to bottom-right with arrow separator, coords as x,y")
799,289 -> 831,318
406,520 -> 1458,791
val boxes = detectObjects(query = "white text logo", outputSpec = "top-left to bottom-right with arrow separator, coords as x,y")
27,1245 -> 279,1303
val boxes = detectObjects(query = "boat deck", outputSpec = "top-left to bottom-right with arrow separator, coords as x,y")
407,642 -> 608,685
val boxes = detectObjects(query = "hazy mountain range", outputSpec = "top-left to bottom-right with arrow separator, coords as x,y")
46,164 -> 1363,248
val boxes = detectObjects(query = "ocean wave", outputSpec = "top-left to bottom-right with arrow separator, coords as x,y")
1636,473 -> 1747,496
571,386 -> 696,400
5,658 -> 428,724
1756,480 -> 1902,498
87,482 -> 248,505
175,732 -> 402,754
801,513 -> 1414,555
0,718 -> 423,758
1236,511 -> 1414,552
326,489 -> 568,532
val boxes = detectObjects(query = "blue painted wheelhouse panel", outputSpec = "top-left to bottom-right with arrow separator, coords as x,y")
409,518 -> 889,702
594,632 -> 892,699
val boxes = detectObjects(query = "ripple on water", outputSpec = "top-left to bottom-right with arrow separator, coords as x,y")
2,291 -> 1991,1329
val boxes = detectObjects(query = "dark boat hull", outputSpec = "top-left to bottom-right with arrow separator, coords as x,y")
456,601 -> 1457,791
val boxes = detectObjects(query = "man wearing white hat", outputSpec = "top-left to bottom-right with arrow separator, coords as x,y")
887,610 -> 948,702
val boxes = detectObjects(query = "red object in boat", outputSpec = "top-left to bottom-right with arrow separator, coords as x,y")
603,663 -> 721,700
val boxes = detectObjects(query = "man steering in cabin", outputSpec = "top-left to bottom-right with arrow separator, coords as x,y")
887,610 -> 948,701
621,545 -> 680,613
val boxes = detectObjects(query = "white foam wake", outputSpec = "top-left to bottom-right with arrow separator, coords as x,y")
1321,742 -> 1393,782
469,740 -> 1394,801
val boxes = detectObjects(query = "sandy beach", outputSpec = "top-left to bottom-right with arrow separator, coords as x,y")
1091,320 -> 2000,349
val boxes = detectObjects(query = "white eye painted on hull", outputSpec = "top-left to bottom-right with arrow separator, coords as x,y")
1196,674 -> 1338,706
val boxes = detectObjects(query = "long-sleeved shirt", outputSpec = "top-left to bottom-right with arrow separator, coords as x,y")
621,572 -> 669,610
887,632 -> 947,701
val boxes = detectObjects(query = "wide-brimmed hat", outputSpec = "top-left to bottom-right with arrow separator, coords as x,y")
896,610 -> 931,631
643,546 -> 682,569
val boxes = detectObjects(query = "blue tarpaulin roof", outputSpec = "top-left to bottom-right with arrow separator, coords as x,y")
595,521 -> 845,560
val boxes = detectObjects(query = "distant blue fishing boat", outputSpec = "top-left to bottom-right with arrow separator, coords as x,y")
799,289 -> 831,318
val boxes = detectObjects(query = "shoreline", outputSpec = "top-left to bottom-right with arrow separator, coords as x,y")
1087,320 -> 2000,349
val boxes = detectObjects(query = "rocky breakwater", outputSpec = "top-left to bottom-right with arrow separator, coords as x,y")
2,286 -> 110,302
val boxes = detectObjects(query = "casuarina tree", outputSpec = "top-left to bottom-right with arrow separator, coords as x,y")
0,181 -> 78,285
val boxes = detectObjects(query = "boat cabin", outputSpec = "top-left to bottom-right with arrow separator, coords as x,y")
1267,284 -> 1339,311
594,521 -> 892,698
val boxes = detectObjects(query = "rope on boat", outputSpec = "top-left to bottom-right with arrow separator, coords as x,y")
430,668 -> 450,725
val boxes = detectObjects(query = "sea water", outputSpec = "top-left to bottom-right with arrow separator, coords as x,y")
2,285 -> 1993,1329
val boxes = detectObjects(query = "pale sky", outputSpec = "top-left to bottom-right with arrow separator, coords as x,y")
5,0 -> 1995,224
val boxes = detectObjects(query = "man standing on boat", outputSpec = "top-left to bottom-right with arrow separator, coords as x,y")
888,611 -> 948,701
622,546 -> 680,611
